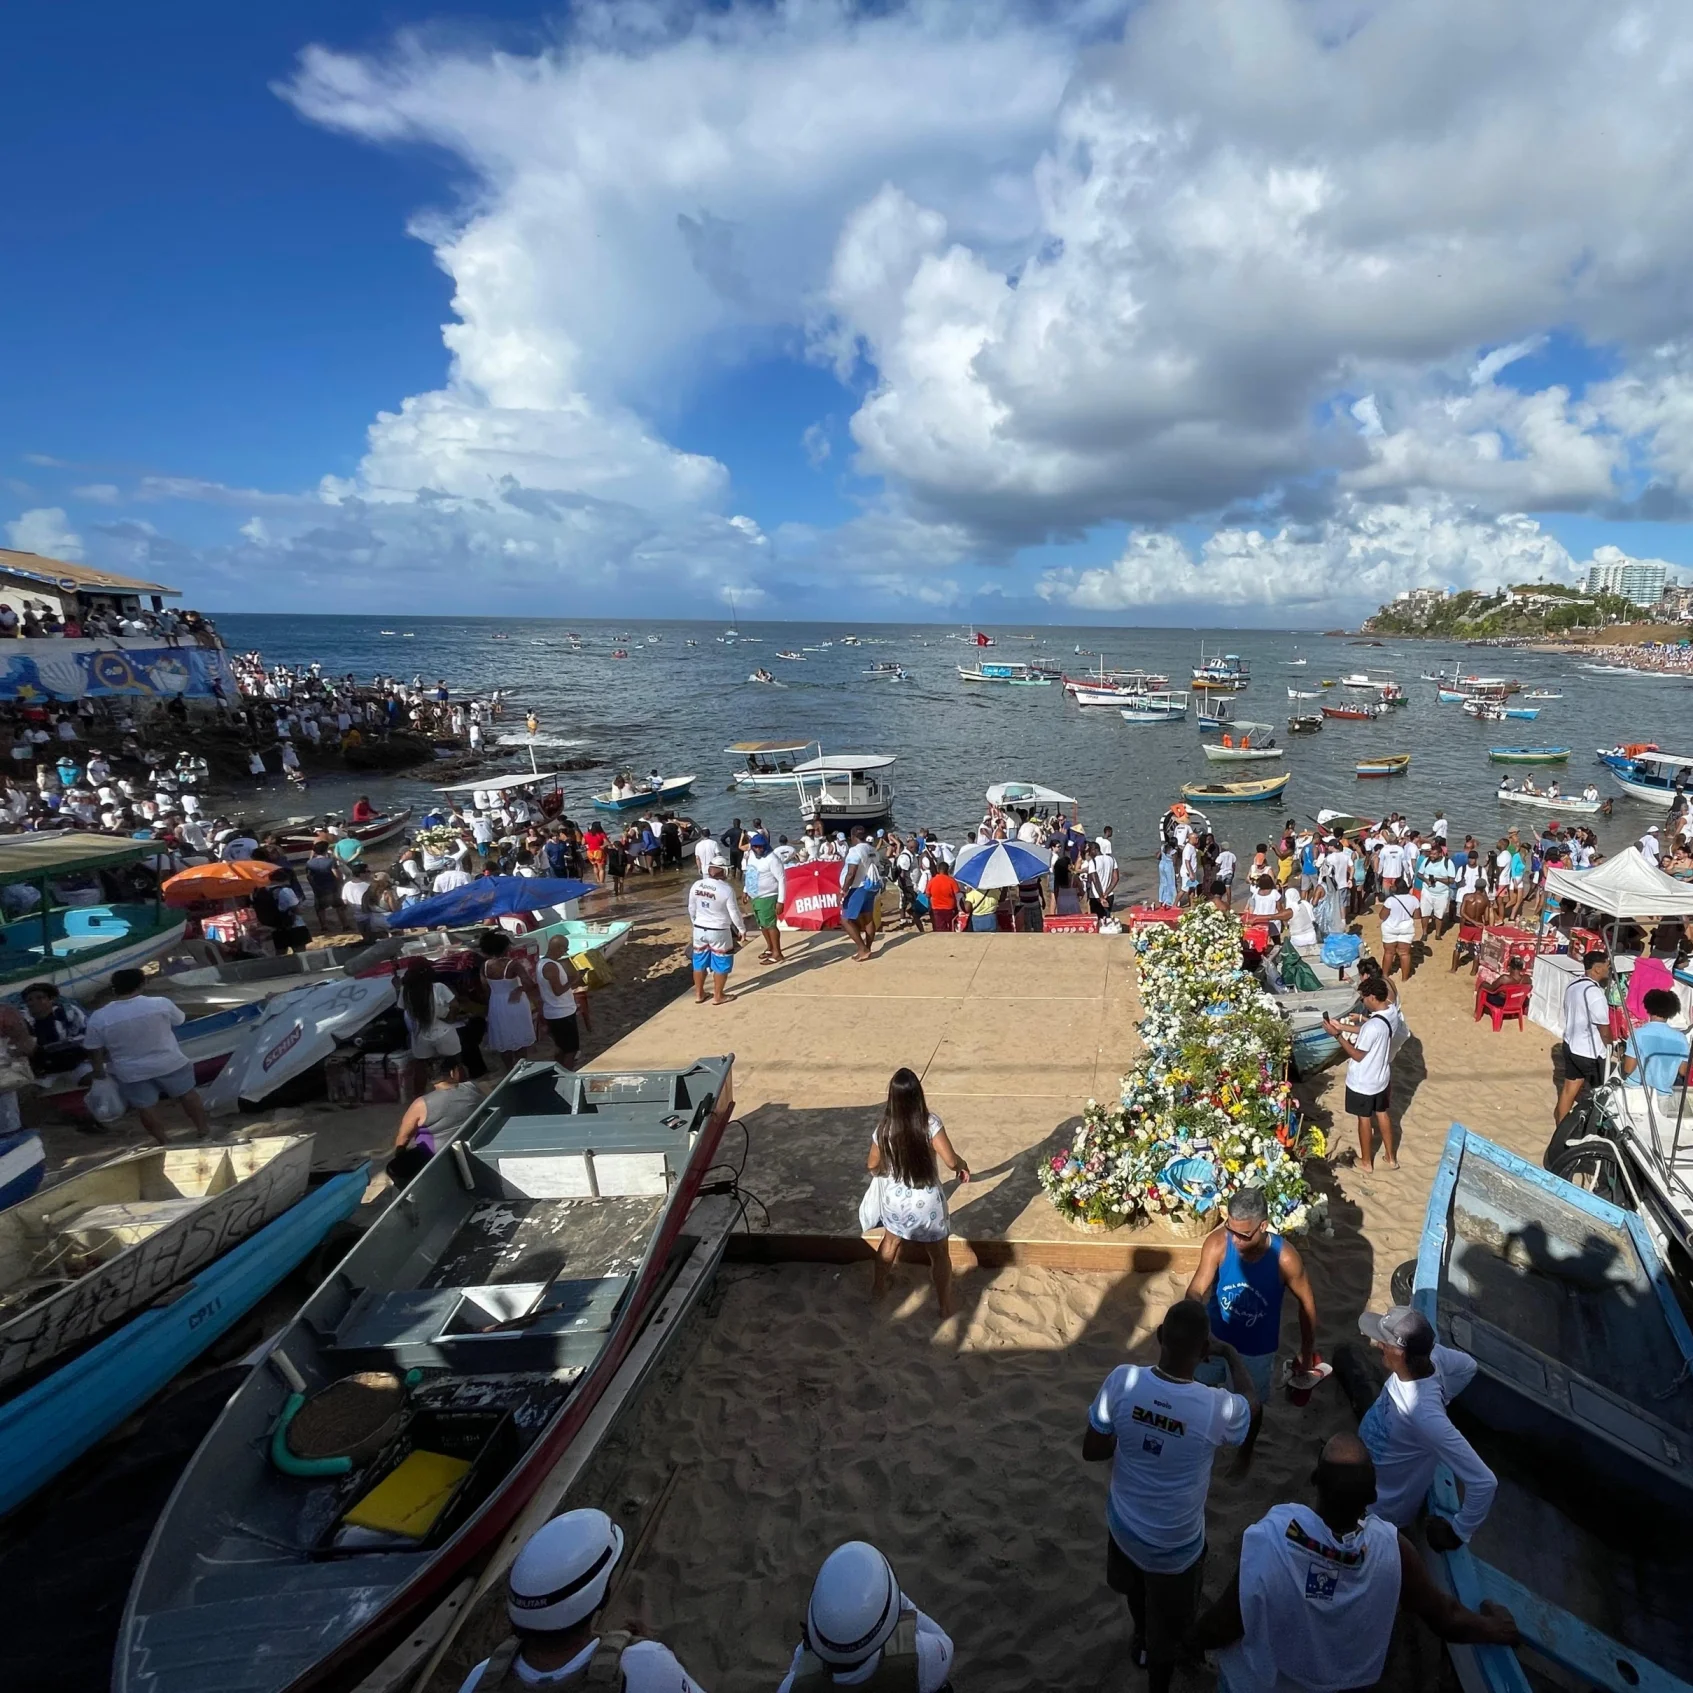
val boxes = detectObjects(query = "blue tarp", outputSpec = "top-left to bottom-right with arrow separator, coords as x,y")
383,876 -> 598,930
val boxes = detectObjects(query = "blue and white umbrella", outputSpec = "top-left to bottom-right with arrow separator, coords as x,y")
953,839 -> 1053,889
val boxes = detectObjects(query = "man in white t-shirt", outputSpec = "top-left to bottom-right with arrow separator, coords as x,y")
1323,978 -> 1398,1172
457,1510 -> 705,1692
1084,1298 -> 1257,1692
1375,838 -> 1406,893
1092,841 -> 1120,914
1190,1433 -> 1518,1686
84,968 -> 211,1144
1246,877 -> 1286,939
1357,1305 -> 1497,1549
687,860 -> 745,1005
1557,948 -> 1612,1124
1640,825 -> 1663,866
1213,846 -> 1238,910
1418,842 -> 1456,936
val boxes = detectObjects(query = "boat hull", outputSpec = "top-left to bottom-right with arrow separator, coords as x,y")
1356,757 -> 1410,778
1606,772 -> 1685,808
280,813 -> 412,866
0,910 -> 188,1000
1487,748 -> 1569,765
1495,788 -> 1603,814
1200,745 -> 1283,762
592,777 -> 696,812
1179,775 -> 1290,803
0,1166 -> 366,1518
0,1135 -> 313,1390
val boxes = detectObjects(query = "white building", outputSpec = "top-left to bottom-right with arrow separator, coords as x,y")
1586,552 -> 1670,607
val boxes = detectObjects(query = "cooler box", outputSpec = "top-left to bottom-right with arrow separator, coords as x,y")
1568,927 -> 1603,960
1044,915 -> 1100,934
1127,906 -> 1183,927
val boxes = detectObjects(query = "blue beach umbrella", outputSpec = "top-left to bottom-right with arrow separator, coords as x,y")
384,875 -> 598,930
953,840 -> 1053,890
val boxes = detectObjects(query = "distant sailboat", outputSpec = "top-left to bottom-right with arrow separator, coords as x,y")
724,590 -> 740,644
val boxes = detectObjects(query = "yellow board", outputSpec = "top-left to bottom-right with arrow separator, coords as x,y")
342,1450 -> 472,1540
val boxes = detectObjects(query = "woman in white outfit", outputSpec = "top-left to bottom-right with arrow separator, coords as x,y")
866,1067 -> 970,1317
479,930 -> 537,1075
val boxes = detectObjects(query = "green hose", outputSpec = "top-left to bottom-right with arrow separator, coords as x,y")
269,1391 -> 353,1477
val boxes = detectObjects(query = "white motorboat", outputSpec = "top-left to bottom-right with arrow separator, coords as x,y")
957,659 -> 1051,685
864,662 -> 909,681
789,753 -> 896,823
726,738 -> 820,789
1201,722 -> 1283,762
1120,691 -> 1189,722
985,781 -> 1077,828
1597,746 -> 1693,807
1287,687 -> 1320,700
1496,783 -> 1605,814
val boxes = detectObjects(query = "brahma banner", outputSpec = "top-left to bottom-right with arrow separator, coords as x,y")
780,860 -> 842,929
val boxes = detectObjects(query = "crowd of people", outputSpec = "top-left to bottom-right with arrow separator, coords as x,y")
0,598 -> 219,644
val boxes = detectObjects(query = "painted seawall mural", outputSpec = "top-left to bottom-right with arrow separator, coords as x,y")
0,640 -> 232,702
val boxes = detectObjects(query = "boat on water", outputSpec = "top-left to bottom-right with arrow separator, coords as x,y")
726,738 -> 820,789
1287,687 -> 1320,700
748,668 -> 777,684
1178,772 -> 1290,804
1287,713 -> 1323,734
1196,698 -> 1236,730
985,781 -> 1077,828
1071,683 -> 1148,708
591,775 -> 697,812
790,753 -> 896,824
0,832 -> 188,998
0,1132 -> 313,1394
117,1059 -> 735,1693
957,659 -> 1051,685
1596,745 -> 1693,808
1413,1124 -> 1693,1693
1502,706 -> 1541,720
775,650 -> 804,661
0,1162 -> 367,1519
1315,809 -> 1375,835
277,811 -> 413,866
1062,660 -> 1165,701
1356,753 -> 1411,778
1337,672 -> 1406,704
1200,722 -> 1282,762
1191,644 -> 1251,691
1520,689 -> 1563,700
1284,658 -> 1308,666
1496,783 -> 1607,814
1487,746 -> 1569,765
1321,702 -> 1382,721
1121,691 -> 1190,723
864,662 -> 910,681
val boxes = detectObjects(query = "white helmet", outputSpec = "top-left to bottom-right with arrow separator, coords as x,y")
506,1509 -> 625,1633
804,1541 -> 902,1667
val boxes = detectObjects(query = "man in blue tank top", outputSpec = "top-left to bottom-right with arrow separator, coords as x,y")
1188,1186 -> 1319,1415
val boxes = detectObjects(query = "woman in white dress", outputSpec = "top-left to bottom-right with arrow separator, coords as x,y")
866,1067 -> 971,1317
479,930 -> 537,1075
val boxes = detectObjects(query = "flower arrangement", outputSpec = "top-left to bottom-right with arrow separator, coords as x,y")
1040,904 -> 1329,1233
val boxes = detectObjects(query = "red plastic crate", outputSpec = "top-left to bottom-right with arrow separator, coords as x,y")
1127,906 -> 1183,927
1043,915 -> 1100,933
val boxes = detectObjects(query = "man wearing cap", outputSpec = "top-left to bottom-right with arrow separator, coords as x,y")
742,832 -> 787,966
1356,1305 -> 1496,1551
1640,824 -> 1663,867
1189,1433 -> 1519,1689
459,1508 -> 705,1690
687,857 -> 745,1006
1557,947 -> 1612,1125
778,1540 -> 953,1691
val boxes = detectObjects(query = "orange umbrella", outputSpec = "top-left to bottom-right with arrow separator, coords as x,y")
161,859 -> 281,909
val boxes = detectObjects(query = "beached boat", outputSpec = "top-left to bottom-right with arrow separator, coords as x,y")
956,660 -> 1051,685
1495,784 -> 1606,814
985,781 -> 1077,824
1200,723 -> 1282,762
1356,753 -> 1411,778
118,1059 -> 734,1693
787,752 -> 896,823
1596,746 -> 1693,808
0,832 -> 188,998
0,1163 -> 367,1519
1121,691 -> 1189,723
1287,713 -> 1323,734
726,739 -> 819,790
1413,1124 -> 1693,1693
277,812 -> 413,865
1178,773 -> 1290,804
1321,703 -> 1381,721
0,1135 -> 313,1390
1315,809 -> 1374,834
1487,746 -> 1570,765
591,775 -> 697,812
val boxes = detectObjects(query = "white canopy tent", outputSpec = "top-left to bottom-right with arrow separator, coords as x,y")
1543,846 -> 1693,919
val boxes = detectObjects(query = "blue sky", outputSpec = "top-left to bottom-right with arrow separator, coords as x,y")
5,4 -> 1693,623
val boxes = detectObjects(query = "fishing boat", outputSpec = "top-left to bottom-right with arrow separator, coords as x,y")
1355,753 -> 1411,778
1120,691 -> 1189,723
118,1059 -> 735,1693
1502,706 -> 1541,720
1438,689 -> 1470,704
1337,672 -> 1406,705
0,1135 -> 314,1390
775,650 -> 804,661
1287,687 -> 1320,700
1178,773 -> 1290,804
789,753 -> 896,823
864,662 -> 909,681
726,738 -> 820,789
0,833 -> 188,998
1196,698 -> 1236,730
956,659 -> 1051,685
1520,689 -> 1563,700
277,811 -> 413,866
1287,713 -> 1323,734
1321,702 -> 1381,722
985,781 -> 1077,829
1487,746 -> 1570,765
1062,660 -> 1164,700
1596,746 -> 1693,808
1495,783 -> 1606,814
1412,1124 -> 1693,1693
591,775 -> 697,812
0,1163 -> 367,1519
1071,683 -> 1147,707
1191,644 -> 1251,691
748,668 -> 777,684
1200,723 -> 1282,762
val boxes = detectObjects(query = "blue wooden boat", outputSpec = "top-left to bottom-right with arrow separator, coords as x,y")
1501,706 -> 1541,720
590,774 -> 696,812
0,1164 -> 366,1518
1413,1124 -> 1693,1692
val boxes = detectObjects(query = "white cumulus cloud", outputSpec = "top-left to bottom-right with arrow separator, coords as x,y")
4,507 -> 84,560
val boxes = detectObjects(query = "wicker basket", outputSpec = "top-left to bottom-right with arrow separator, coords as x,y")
1158,1209 -> 1223,1241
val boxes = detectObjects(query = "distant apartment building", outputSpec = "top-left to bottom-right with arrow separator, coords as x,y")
1393,586 -> 1450,610
1586,554 -> 1670,607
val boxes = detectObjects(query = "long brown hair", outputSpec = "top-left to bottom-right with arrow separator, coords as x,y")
875,1067 -> 937,1188
400,961 -> 438,1027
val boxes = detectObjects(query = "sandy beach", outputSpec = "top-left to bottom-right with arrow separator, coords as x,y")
414,906 -> 1552,1692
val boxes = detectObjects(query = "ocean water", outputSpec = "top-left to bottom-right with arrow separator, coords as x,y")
215,614 -> 1690,862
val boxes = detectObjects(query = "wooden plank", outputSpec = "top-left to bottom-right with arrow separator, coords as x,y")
723,1229 -> 1202,1273
363,1194 -> 739,1693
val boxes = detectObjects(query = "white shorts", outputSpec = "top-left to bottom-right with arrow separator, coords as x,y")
409,1022 -> 462,1060
1420,887 -> 1450,918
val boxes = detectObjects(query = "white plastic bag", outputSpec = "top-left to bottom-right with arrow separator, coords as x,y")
86,1076 -> 126,1124
857,1177 -> 884,1233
